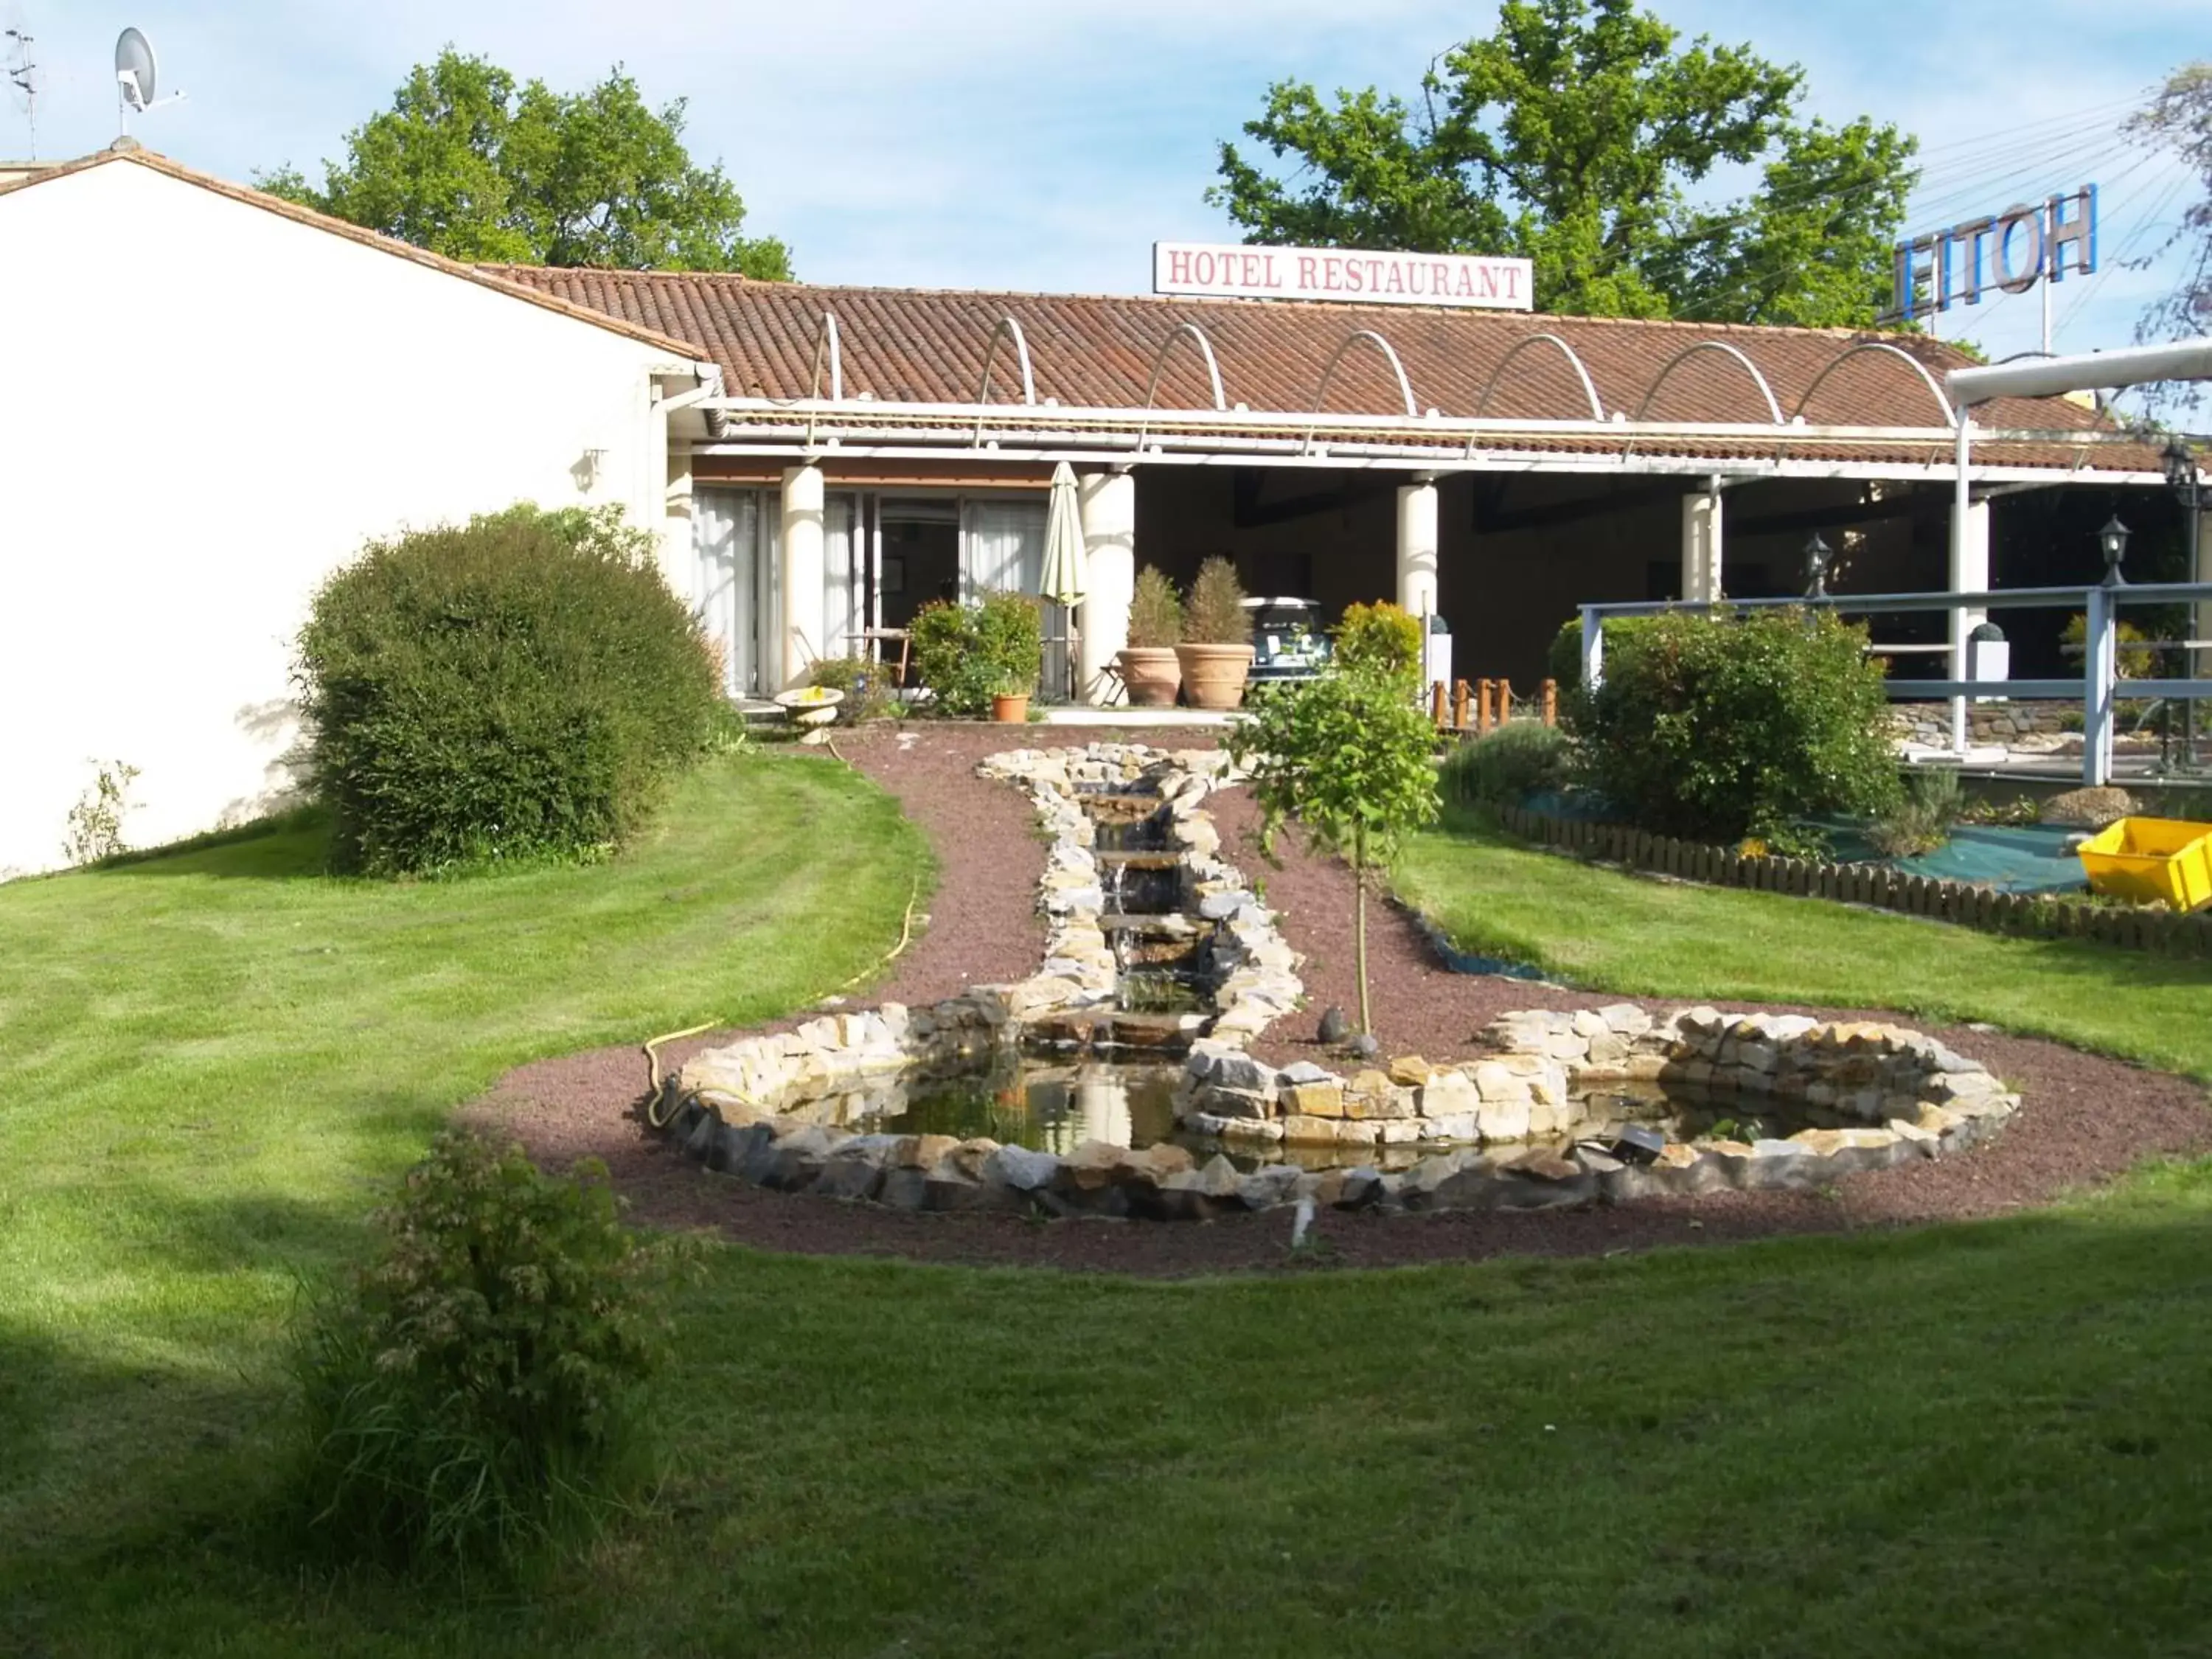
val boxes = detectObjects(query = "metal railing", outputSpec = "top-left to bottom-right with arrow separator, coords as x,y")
1576,582 -> 2212,785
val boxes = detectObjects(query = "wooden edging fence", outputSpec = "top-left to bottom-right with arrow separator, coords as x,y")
1494,803 -> 2212,959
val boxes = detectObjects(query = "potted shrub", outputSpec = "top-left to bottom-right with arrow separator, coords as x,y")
1118,566 -> 1183,706
990,671 -> 1032,723
1175,556 -> 1254,709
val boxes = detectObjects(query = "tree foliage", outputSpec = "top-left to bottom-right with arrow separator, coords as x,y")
1209,0 -> 1915,326
1229,666 -> 1439,1034
2126,63 -> 2212,408
258,49 -> 791,276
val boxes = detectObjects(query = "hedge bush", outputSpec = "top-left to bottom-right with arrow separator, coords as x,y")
1440,721 -> 1571,810
296,504 -> 722,875
1558,607 -> 1902,843
910,590 -> 1043,716
291,1131 -> 690,1573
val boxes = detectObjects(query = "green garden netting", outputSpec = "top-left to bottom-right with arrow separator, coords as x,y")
1515,791 -> 2089,895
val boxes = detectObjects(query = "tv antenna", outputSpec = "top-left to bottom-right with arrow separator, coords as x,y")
3,7 -> 37,157
114,27 -> 182,136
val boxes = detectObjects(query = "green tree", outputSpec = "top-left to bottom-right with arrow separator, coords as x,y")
2125,63 -> 2212,408
1208,0 -> 1915,325
1228,666 -> 1439,1036
257,49 -> 791,276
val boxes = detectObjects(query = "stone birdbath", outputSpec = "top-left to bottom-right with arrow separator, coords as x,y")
773,685 -> 844,745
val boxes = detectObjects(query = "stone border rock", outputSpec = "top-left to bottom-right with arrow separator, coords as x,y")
1178,1005 -> 2020,1186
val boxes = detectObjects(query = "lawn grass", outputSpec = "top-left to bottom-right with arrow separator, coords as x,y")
7,776 -> 2212,1656
1395,807 -> 2212,1080
0,752 -> 927,1568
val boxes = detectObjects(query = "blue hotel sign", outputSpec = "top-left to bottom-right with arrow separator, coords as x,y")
1890,186 -> 2098,323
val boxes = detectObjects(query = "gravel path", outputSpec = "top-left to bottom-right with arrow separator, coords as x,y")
470,725 -> 2211,1275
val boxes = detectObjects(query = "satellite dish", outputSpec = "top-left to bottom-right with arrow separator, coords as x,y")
114,27 -> 155,112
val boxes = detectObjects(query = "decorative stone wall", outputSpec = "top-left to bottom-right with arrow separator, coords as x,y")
1891,701 -> 2078,751
1176,1005 -> 2018,1180
655,1001 -> 2015,1220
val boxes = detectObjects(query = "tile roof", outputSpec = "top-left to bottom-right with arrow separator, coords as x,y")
0,146 -> 713,364
485,266 -> 2152,473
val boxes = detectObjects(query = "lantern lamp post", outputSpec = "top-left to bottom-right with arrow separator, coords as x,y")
2098,515 -> 2132,588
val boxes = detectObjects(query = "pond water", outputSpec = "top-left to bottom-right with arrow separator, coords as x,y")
807,1054 -> 1866,1172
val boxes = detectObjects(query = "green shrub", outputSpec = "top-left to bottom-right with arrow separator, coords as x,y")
1183,557 -> 1252,644
295,504 -> 721,876
1559,608 -> 1902,844
1441,722 -> 1571,810
808,655 -> 897,725
1127,567 -> 1183,648
291,1130 -> 691,1574
1870,765 -> 1963,857
1332,601 -> 1425,688
910,590 -> 1044,717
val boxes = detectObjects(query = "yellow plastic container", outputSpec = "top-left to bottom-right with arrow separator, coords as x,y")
2076,817 -> 2212,912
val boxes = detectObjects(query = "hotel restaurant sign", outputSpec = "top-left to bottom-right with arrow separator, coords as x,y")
1154,240 -> 1534,310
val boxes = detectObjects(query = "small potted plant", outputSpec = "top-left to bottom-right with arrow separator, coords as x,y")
1175,556 -> 1254,709
990,671 -> 1031,724
1118,566 -> 1183,706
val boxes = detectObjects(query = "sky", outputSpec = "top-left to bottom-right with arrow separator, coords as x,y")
3,0 -> 2204,369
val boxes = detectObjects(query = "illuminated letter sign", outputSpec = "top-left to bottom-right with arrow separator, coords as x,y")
1152,241 -> 1534,310
1889,187 -> 2097,323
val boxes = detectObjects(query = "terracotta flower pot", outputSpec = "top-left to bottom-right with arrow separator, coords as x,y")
1175,642 -> 1255,710
991,692 -> 1030,723
1116,646 -> 1183,707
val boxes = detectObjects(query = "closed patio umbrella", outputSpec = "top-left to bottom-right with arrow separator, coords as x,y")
1040,461 -> 1086,605
1039,462 -> 1086,700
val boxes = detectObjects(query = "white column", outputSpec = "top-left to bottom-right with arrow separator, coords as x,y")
1680,482 -> 1722,602
779,462 -> 824,690
1396,479 -> 1439,616
1077,468 -> 1136,703
1947,495 -> 1990,751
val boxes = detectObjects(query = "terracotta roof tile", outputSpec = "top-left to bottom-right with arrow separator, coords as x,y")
484,265 -> 2151,472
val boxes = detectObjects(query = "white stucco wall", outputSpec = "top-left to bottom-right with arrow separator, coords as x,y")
0,158 -> 700,877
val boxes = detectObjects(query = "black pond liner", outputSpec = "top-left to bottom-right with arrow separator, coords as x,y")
1402,905 -> 1554,983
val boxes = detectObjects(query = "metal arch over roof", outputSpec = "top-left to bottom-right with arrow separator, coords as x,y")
973,315 -> 1038,406
1135,321 -> 1228,453
1304,328 -> 1419,454
807,312 -> 845,403
1632,339 -> 1787,426
1789,340 -> 1953,425
803,312 -> 844,448
488,267 -> 2168,481
1472,330 -> 1609,422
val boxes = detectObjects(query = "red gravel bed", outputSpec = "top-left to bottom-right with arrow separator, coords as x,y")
471,726 -> 2211,1276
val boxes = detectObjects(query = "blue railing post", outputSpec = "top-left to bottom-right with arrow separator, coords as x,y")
2083,585 -> 2116,786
